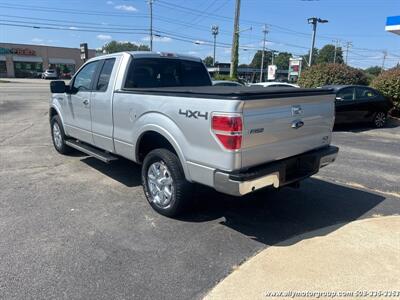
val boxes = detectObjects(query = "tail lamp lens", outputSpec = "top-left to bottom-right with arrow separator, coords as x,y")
212,115 -> 242,132
212,115 -> 243,150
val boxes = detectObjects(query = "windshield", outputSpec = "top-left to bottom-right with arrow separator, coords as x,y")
124,58 -> 212,88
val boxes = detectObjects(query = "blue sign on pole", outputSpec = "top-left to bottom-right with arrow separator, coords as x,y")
386,16 -> 400,35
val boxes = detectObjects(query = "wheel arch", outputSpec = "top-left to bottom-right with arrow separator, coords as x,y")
135,127 -> 191,182
49,105 -> 65,126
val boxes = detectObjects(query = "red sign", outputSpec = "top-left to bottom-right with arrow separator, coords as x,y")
0,47 -> 36,56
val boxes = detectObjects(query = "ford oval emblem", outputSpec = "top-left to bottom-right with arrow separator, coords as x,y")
291,120 -> 304,129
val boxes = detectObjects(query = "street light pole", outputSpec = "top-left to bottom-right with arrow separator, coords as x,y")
307,17 -> 328,66
212,25 -> 219,67
260,24 -> 268,82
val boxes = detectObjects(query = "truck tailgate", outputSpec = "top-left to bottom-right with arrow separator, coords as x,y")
241,94 -> 335,168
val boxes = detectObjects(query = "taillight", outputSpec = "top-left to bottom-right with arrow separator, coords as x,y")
211,114 -> 243,151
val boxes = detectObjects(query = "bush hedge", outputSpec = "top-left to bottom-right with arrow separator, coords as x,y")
298,63 -> 368,88
371,67 -> 400,110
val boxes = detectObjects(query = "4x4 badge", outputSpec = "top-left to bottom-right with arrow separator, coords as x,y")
179,109 -> 208,120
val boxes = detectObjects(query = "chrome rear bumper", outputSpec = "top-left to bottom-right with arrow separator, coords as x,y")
214,145 -> 339,196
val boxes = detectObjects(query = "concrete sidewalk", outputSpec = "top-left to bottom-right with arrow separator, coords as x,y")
205,216 -> 400,300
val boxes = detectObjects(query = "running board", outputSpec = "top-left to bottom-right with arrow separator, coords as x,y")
65,140 -> 118,163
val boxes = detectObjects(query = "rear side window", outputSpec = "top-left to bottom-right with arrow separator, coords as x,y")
355,87 -> 378,100
124,58 -> 211,88
96,58 -> 116,92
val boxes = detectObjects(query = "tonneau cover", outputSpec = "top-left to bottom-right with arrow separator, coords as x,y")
119,86 -> 334,100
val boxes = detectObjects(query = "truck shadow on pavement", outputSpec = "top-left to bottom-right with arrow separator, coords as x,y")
184,179 -> 386,246
80,156 -> 386,247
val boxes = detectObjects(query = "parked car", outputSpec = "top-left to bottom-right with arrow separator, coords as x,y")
49,52 -> 338,217
212,80 -> 244,87
42,69 -> 59,79
60,72 -> 72,79
251,82 -> 299,88
324,85 -> 393,128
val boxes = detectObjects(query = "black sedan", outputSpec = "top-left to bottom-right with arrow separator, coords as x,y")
324,85 -> 393,128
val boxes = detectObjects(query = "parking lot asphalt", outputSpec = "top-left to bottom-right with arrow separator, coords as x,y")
0,79 -> 399,300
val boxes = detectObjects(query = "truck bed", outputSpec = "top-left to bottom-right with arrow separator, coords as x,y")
119,86 -> 334,100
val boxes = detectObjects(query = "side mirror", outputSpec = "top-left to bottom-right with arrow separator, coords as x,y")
335,96 -> 343,101
50,80 -> 68,93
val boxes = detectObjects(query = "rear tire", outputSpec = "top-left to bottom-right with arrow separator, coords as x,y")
142,148 -> 192,217
373,111 -> 387,128
50,115 -> 72,154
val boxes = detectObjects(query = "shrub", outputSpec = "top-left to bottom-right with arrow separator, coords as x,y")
298,63 -> 368,88
371,67 -> 400,110
213,74 -> 237,81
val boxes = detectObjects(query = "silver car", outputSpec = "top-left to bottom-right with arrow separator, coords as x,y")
42,69 -> 59,80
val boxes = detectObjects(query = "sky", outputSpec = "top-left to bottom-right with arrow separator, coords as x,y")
1,0 -> 399,69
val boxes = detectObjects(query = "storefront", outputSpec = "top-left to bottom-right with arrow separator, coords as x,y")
13,56 -> 43,78
0,43 -> 95,78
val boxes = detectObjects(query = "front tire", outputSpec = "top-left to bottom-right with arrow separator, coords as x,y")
373,111 -> 387,128
142,149 -> 192,217
50,115 -> 72,154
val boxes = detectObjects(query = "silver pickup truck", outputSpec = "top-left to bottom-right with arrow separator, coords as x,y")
49,51 -> 338,216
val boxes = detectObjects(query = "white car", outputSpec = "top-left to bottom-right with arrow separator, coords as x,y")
212,80 -> 244,87
42,69 -> 59,80
251,82 -> 299,88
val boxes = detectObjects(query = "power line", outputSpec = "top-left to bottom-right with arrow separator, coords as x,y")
0,3 -> 148,18
0,22 -> 149,35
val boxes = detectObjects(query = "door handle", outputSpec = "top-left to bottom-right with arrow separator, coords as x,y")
83,99 -> 89,105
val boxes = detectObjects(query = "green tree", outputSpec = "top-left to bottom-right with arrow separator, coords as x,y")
316,44 -> 344,64
102,41 -> 149,53
298,63 -> 368,88
250,50 -> 272,69
371,67 -> 400,111
365,66 -> 383,76
274,52 -> 292,70
203,56 -> 214,67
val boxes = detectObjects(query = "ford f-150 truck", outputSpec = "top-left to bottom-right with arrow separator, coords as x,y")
49,52 -> 338,217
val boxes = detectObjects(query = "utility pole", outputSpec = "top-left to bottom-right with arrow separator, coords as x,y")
382,50 -> 388,71
211,25 -> 219,67
230,0 -> 241,79
271,50 -> 277,65
148,0 -> 154,51
307,17 -> 328,66
260,24 -> 268,83
344,41 -> 352,64
333,39 -> 340,63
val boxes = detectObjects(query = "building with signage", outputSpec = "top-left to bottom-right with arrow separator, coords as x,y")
0,43 -> 96,78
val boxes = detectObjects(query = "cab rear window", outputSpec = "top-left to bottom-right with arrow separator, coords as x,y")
124,58 -> 211,88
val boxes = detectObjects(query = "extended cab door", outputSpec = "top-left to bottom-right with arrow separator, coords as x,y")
90,57 -> 118,152
64,60 -> 100,144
